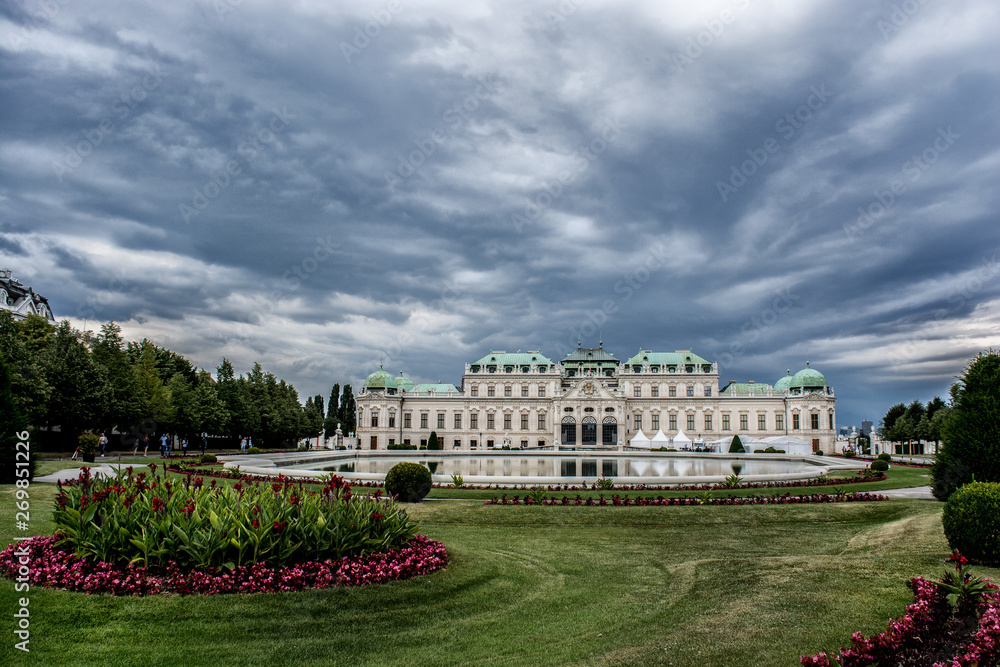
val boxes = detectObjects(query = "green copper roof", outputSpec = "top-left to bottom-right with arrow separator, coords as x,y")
562,345 -> 619,363
471,351 -> 554,367
625,350 -> 712,367
412,383 -> 460,394
395,372 -> 414,392
789,363 -> 827,388
720,382 -> 774,395
363,367 -> 398,389
773,370 -> 793,392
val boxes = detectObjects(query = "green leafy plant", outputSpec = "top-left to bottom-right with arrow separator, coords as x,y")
596,476 -> 614,490
527,486 -> 547,504
247,446 -> 262,454
843,450 -> 856,459
697,491 -> 714,505
942,481 -> 1000,566
870,459 -> 889,472
450,474 -> 464,488
77,432 -> 99,454
200,454 -> 218,464
937,551 -> 994,616
385,462 -> 433,502
723,473 -> 743,488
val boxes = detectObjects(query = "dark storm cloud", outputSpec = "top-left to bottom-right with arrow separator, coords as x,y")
1,0 -> 998,427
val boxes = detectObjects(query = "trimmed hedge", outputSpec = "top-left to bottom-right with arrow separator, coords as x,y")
870,459 -> 889,472
385,462 -> 433,503
878,453 -> 892,462
942,481 -> 1000,567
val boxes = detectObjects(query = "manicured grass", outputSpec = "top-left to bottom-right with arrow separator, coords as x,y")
1,473 -> 984,666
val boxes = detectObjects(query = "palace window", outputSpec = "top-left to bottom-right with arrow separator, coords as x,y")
829,414 -> 834,430
504,385 -> 512,397
687,414 -> 695,431
370,411 -> 378,428
471,386 -> 478,397
776,414 -> 784,430
420,413 -> 428,429
634,386 -> 641,398
521,385 -> 529,397
437,413 -> 445,429
651,386 -> 659,398
669,385 -> 677,397
454,414 -> 462,429
722,414 -> 730,430
792,413 -> 800,430
388,412 -> 395,428
687,385 -> 694,397
521,414 -> 529,430
503,414 -> 511,430
740,414 -> 748,431
538,414 -> 546,429
811,413 -> 819,430
470,413 -> 478,429
487,414 -> 495,429
404,412 -> 411,429
538,384 -> 546,397
757,414 -> 766,430
704,387 -> 712,397
634,414 -> 642,430
488,386 -> 495,397
669,414 -> 677,431
651,414 -> 660,431
704,414 -> 712,430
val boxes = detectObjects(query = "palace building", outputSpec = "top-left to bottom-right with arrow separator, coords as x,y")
0,269 -> 55,322
356,343 -> 837,453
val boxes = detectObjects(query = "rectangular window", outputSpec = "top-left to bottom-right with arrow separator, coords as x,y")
776,414 -> 784,430
521,414 -> 528,430
669,414 -> 677,431
758,414 -> 766,431
686,386 -> 694,397
740,414 -> 748,431
634,415 -> 642,430
793,413 -> 800,430
388,413 -> 396,428
669,385 -> 677,397
634,386 -> 642,398
651,414 -> 660,431
651,386 -> 659,398
704,414 -> 712,430
487,386 -> 495,397
420,413 -> 428,429
370,412 -> 378,428
687,414 -> 695,431
722,414 -> 730,430
487,413 -> 495,429
829,414 -> 834,430
538,385 -> 546,398
403,413 -> 411,429
454,414 -> 462,429
470,386 -> 478,397
504,414 -> 512,430
704,386 -> 712,397
811,413 -> 819,430
470,413 -> 478,429
521,385 -> 529,397
538,414 -> 545,429
504,385 -> 512,397
437,413 -> 445,429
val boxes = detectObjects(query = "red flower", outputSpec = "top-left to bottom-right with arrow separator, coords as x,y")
371,512 -> 384,523
274,521 -> 287,533
151,497 -> 166,512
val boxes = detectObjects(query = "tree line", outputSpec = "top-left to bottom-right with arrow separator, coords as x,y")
877,396 -> 952,446
0,312 -> 357,450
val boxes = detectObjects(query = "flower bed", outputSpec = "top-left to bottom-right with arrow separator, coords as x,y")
485,492 -> 889,506
0,534 -> 448,595
802,554 -> 1000,667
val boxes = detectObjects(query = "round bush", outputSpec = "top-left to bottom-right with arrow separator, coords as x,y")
246,446 -> 262,454
815,450 -> 824,456
942,481 -> 1000,567
870,459 -> 889,472
385,462 -> 433,503
878,453 -> 892,462
199,453 -> 218,464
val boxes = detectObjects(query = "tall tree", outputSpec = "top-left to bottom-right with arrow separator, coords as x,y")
42,321 -> 102,439
878,403 -> 906,442
339,384 -> 356,435
325,383 -> 341,434
91,321 -> 142,434
932,351 -> 1000,500
302,396 -> 324,440
0,354 -> 30,483
0,311 -> 51,425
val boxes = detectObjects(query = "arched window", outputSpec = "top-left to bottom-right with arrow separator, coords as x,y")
561,416 -> 576,445
582,416 -> 597,446
602,416 -> 618,446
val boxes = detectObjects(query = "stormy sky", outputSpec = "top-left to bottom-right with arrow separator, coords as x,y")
2,0 -> 999,429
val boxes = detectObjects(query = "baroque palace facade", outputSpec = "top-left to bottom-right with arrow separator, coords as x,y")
356,344 -> 837,453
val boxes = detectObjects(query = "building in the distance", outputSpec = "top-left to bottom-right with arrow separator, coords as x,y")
356,343 -> 837,453
0,269 -> 55,322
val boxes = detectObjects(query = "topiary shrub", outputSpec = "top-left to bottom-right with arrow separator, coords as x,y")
878,453 -> 892,462
199,454 -> 218,464
843,450 -> 855,458
815,450 -> 824,456
763,446 -> 777,453
942,481 -> 1000,567
247,446 -> 262,455
385,462 -> 433,503
870,459 -> 889,472
728,434 -> 745,453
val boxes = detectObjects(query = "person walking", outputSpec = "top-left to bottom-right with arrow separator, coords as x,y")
142,433 -> 151,457
181,437 -> 188,456
240,437 -> 247,453
98,433 -> 108,457
160,433 -> 170,457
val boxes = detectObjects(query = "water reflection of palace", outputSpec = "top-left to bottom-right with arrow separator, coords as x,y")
356,343 -> 837,454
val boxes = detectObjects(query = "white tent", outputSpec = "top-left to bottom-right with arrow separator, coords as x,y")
650,429 -> 670,449
629,429 -> 651,449
672,427 -> 692,449
760,435 -> 812,455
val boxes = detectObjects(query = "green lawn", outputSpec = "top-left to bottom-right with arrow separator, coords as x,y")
0,469 -> 980,667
